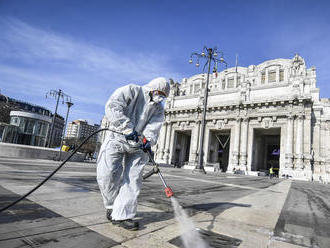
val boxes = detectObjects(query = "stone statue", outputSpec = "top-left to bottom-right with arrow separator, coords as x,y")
292,53 -> 306,76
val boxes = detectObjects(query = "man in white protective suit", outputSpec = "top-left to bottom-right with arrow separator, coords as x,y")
97,77 -> 170,231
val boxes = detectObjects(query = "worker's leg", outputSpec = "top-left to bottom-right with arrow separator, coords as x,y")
97,141 -> 124,210
111,150 -> 148,220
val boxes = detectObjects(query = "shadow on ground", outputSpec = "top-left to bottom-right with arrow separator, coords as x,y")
185,202 -> 251,231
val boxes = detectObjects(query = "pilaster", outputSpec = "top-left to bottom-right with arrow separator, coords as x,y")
285,115 -> 294,168
159,122 -> 168,160
276,67 -> 280,83
239,118 -> 249,171
164,122 -> 172,164
232,118 -> 241,169
295,115 -> 304,169
189,120 -> 201,164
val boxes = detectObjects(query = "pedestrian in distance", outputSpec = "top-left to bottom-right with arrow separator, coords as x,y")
97,77 -> 170,231
269,165 -> 274,179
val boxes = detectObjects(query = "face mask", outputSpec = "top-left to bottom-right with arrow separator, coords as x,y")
152,94 -> 166,103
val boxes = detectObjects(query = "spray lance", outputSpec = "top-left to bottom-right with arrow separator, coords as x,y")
141,138 -> 174,198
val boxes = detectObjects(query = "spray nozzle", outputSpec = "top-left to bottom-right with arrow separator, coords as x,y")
165,187 -> 174,198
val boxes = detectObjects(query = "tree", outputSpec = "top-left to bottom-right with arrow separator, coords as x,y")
64,137 -> 99,155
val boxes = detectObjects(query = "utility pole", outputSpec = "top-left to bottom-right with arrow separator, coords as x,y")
189,47 -> 227,173
46,89 -> 71,148
59,101 -> 74,160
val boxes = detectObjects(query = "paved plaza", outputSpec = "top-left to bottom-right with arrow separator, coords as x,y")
0,157 -> 330,248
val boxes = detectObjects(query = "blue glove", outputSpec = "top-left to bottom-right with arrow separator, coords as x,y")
125,130 -> 139,143
141,137 -> 151,153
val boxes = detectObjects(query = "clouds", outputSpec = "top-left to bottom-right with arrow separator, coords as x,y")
0,17 -> 182,124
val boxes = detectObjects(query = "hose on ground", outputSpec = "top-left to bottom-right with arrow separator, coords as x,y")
0,128 -> 110,213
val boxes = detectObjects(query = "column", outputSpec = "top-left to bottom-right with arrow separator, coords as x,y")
314,120 -> 321,159
240,118 -> 248,170
164,122 -> 172,164
203,127 -> 211,165
295,115 -> 304,169
313,121 -> 321,178
285,115 -> 294,168
190,120 -> 201,163
265,68 -> 269,83
159,122 -> 168,160
276,67 -> 280,83
232,118 -> 241,168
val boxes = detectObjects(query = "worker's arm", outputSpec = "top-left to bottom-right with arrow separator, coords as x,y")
142,105 -> 164,146
105,84 -> 136,133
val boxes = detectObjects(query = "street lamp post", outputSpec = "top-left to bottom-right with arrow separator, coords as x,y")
46,89 -> 71,148
189,47 -> 227,173
59,101 -> 74,160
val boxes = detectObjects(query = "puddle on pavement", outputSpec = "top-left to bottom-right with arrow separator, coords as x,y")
170,196 -> 241,248
171,196 -> 209,248
169,228 -> 242,248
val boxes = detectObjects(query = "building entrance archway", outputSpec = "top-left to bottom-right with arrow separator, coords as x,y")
208,130 -> 231,172
251,128 -> 281,176
173,130 -> 191,167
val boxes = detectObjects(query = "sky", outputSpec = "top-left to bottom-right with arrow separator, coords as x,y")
0,0 -> 330,125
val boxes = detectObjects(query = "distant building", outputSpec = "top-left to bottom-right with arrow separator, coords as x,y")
0,92 -> 64,147
9,110 -> 52,146
66,119 -> 100,142
98,115 -> 110,144
48,113 -> 65,147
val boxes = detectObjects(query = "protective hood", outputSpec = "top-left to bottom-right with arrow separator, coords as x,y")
145,77 -> 170,97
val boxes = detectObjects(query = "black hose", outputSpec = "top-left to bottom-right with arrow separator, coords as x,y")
0,128 -> 110,213
142,167 -> 159,180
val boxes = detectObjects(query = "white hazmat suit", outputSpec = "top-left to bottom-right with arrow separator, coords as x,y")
97,77 -> 170,221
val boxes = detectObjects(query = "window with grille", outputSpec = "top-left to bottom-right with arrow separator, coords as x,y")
11,117 -> 19,126
268,70 -> 276,82
261,72 -> 265,84
227,77 -> 234,88
24,120 -> 35,134
194,83 -> 200,93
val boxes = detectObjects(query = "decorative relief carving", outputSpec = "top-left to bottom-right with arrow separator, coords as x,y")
180,121 -> 186,130
217,120 -> 225,129
198,96 -> 204,107
262,117 -> 273,129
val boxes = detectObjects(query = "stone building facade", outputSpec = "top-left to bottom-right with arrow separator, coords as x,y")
155,54 -> 330,182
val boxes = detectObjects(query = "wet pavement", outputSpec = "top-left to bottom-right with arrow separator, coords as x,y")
0,157 -> 329,247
